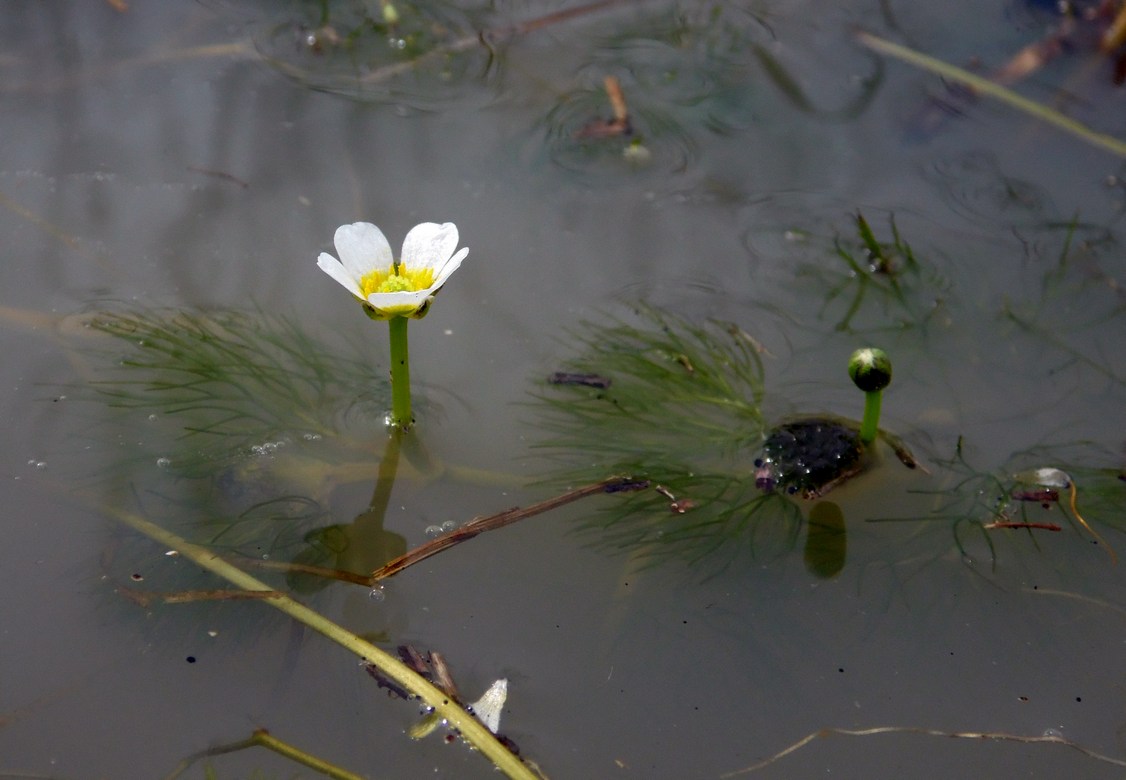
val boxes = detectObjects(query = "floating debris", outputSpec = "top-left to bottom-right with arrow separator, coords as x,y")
468,679 -> 508,735
547,371 -> 612,389
754,419 -> 866,499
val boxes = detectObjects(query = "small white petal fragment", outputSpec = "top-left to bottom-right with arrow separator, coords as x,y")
1015,467 -> 1071,489
468,678 -> 508,734
1031,467 -> 1070,489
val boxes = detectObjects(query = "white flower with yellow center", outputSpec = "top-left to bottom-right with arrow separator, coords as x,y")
317,221 -> 468,319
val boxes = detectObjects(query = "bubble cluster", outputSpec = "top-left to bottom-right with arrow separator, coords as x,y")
250,440 -> 287,456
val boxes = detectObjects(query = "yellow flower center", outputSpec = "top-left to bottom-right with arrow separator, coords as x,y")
359,266 -> 435,298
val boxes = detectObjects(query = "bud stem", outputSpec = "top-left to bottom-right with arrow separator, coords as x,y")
860,389 -> 881,444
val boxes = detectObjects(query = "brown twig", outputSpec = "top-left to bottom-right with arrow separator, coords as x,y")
187,166 -> 250,189
575,74 -> 634,139
123,477 -> 648,593
237,555 -> 374,586
117,586 -> 284,606
721,725 -> 1126,777
371,476 -> 648,581
983,521 -> 1062,532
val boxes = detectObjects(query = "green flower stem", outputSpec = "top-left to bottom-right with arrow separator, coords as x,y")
860,390 -> 881,444
388,315 -> 413,428
104,502 -> 537,780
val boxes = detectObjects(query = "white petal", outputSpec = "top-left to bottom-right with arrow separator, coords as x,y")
334,222 -> 392,279
401,222 -> 460,272
428,246 -> 468,292
366,289 -> 432,315
468,679 -> 507,734
317,253 -> 364,298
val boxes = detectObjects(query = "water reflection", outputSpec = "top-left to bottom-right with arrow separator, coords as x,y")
805,500 -> 847,578
254,0 -> 497,109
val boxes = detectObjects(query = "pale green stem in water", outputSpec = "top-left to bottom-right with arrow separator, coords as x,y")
856,31 -> 1126,159
388,315 -> 412,429
102,502 -> 537,780
860,390 -> 881,444
163,729 -> 366,780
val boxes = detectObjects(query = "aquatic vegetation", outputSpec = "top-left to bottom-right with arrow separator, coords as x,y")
317,220 -> 468,429
533,306 -> 807,567
890,437 -> 1124,566
792,211 -> 947,333
1002,219 -> 1126,387
83,308 -> 389,463
70,308 -> 397,568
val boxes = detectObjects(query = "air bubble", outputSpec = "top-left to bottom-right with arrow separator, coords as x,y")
440,520 -> 455,532
156,457 -> 171,468
424,525 -> 442,538
302,432 -> 322,441
369,586 -> 386,602
148,414 -> 158,421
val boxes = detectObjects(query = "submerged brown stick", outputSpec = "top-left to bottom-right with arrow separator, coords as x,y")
371,476 -> 648,581
125,477 -> 648,591
118,587 -> 284,606
983,521 -> 1062,532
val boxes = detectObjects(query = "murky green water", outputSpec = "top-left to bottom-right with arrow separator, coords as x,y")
2,1 -> 1125,778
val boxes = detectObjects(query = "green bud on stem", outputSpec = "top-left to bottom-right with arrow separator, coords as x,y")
848,347 -> 891,444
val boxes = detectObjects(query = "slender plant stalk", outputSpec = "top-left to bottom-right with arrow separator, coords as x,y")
856,30 -> 1126,158
859,391 -> 881,444
164,728 -> 366,780
103,503 -> 537,780
252,729 -> 365,780
720,723 -> 1126,777
387,316 -> 412,428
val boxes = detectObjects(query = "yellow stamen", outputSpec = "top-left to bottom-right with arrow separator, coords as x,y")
359,266 -> 435,298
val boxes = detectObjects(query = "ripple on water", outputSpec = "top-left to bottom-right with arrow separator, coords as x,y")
253,1 -> 498,111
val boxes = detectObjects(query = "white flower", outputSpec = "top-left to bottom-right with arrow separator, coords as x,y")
317,221 -> 468,319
